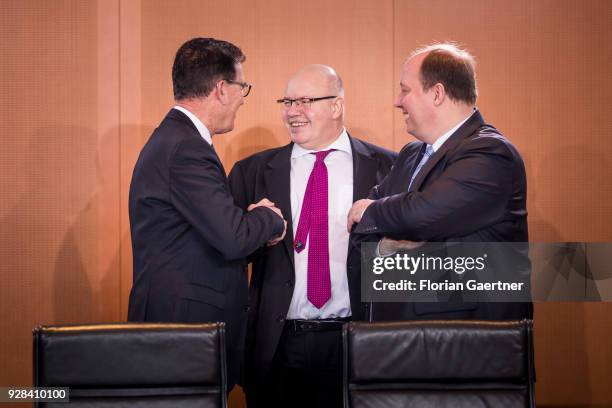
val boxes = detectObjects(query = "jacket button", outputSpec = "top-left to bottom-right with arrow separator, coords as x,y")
286,280 -> 293,287
277,316 -> 285,323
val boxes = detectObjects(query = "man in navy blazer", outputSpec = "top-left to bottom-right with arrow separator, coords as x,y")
229,65 -> 396,407
347,43 -> 532,321
127,38 -> 286,390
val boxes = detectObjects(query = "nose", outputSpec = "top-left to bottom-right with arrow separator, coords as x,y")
286,102 -> 301,116
393,93 -> 403,109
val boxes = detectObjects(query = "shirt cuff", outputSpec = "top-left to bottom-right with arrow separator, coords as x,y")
375,239 -> 397,258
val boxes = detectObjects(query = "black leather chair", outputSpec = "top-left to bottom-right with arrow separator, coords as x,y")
343,320 -> 535,408
33,322 -> 227,407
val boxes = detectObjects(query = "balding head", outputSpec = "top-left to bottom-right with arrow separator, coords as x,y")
281,64 -> 345,150
409,43 -> 477,105
394,42 -> 477,143
286,64 -> 344,98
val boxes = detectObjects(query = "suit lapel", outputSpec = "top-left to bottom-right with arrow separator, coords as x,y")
350,135 -> 380,202
411,110 -> 485,192
263,144 -> 295,269
410,144 -> 444,192
347,135 -> 379,265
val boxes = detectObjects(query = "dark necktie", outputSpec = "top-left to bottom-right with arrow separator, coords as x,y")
294,150 -> 334,309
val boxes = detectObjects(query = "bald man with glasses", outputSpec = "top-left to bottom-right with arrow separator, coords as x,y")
229,64 -> 396,408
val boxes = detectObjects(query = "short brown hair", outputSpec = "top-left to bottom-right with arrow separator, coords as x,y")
412,43 -> 477,105
172,37 -> 245,100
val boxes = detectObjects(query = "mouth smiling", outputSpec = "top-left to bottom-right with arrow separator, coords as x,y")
289,121 -> 309,128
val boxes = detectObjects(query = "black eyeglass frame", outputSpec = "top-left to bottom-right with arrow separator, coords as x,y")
276,95 -> 338,108
225,79 -> 252,97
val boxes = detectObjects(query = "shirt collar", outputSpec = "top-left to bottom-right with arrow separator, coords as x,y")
173,105 -> 213,146
430,109 -> 476,152
291,128 -> 352,159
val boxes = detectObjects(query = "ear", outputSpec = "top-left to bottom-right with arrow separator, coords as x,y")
331,97 -> 344,119
432,83 -> 446,107
215,80 -> 230,105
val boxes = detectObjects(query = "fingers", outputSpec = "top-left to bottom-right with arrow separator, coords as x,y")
399,240 -> 425,250
255,198 -> 275,207
347,212 -> 357,233
378,237 -> 396,256
248,198 -> 275,211
246,198 -> 286,246
268,205 -> 283,219
380,237 -> 426,255
347,199 -> 374,232
346,202 -> 360,232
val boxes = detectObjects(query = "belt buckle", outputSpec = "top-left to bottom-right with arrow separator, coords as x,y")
301,321 -> 317,331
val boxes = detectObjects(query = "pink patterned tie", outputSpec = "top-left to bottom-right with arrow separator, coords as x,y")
294,150 -> 334,309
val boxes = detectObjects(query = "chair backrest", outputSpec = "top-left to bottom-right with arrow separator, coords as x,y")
33,322 -> 227,408
343,319 -> 535,408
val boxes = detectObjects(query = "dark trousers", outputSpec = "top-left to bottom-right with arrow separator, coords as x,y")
250,319 -> 346,408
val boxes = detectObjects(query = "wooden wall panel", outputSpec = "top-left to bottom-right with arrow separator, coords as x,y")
0,0 -> 122,393
393,1 -> 612,406
139,0 -> 395,171
119,0 -> 143,321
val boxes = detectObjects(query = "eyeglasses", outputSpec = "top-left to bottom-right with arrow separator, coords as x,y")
276,95 -> 337,108
225,79 -> 252,97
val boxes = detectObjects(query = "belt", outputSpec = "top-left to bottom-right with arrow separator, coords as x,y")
284,317 -> 351,332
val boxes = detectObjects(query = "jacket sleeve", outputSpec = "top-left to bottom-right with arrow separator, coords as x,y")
356,137 -> 516,241
227,158 -> 269,263
170,138 -> 283,261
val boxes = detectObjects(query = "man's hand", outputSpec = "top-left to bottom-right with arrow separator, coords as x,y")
248,198 -> 275,212
347,199 -> 374,232
267,219 -> 287,246
247,198 -> 286,246
378,237 -> 425,256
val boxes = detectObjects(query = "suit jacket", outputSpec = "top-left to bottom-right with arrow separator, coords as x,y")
127,109 -> 284,389
228,135 -> 396,390
355,110 -> 532,320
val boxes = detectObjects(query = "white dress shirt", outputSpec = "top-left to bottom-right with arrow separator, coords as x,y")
429,110 -> 474,153
173,105 -> 213,146
286,129 -> 353,319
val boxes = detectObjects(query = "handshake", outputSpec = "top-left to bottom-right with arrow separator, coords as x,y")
248,197 -> 423,253
248,198 -> 287,246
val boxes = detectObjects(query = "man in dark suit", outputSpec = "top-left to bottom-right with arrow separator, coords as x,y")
228,65 -> 396,407
347,43 -> 532,321
127,38 -> 286,390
